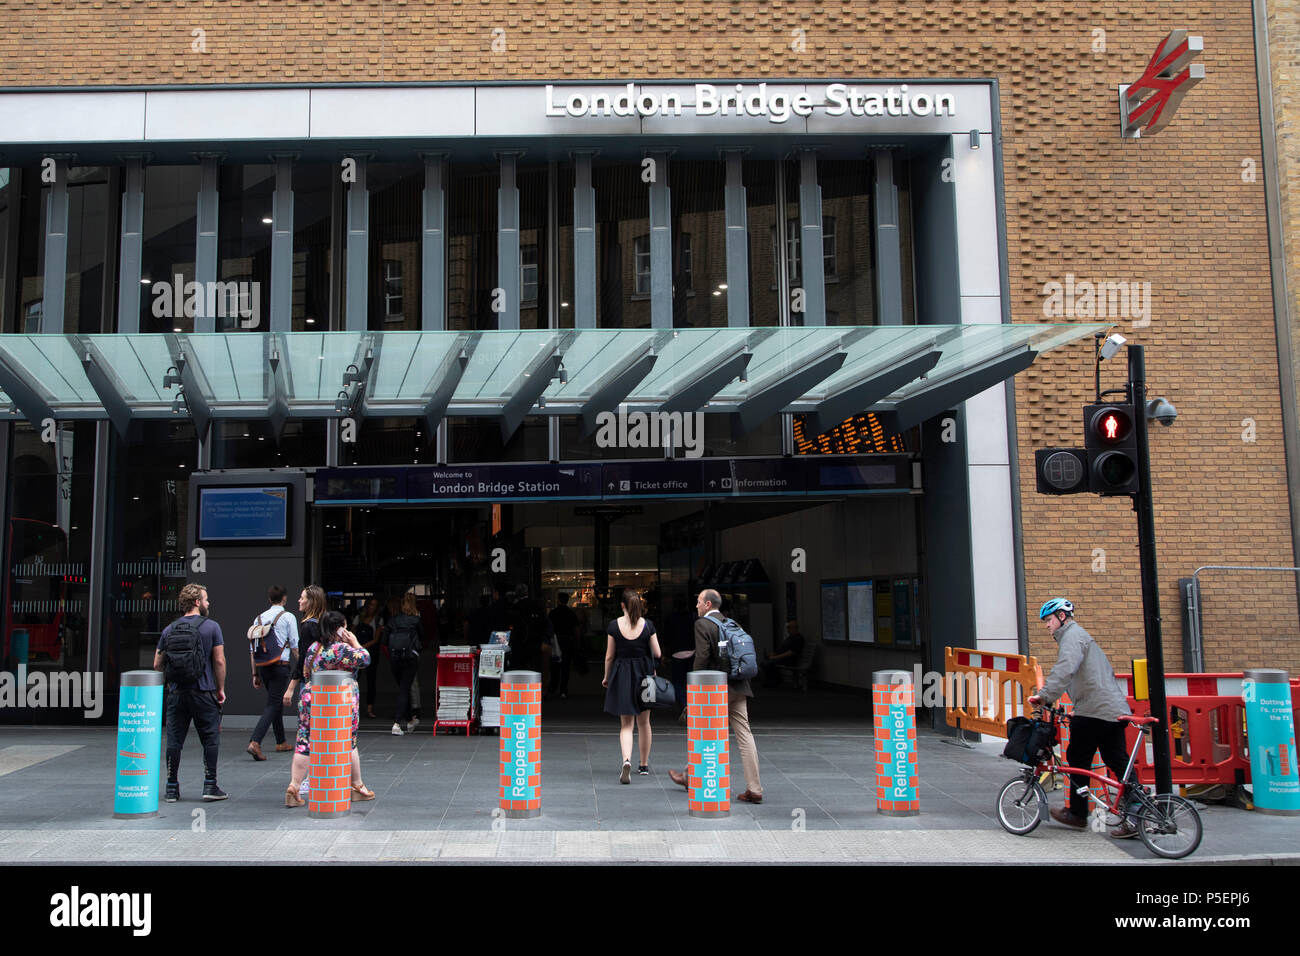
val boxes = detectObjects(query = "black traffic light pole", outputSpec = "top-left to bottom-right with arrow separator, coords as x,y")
1128,344 -> 1173,795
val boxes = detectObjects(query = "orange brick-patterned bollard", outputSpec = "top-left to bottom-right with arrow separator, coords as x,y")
687,670 -> 729,818
873,669 -> 919,816
500,670 -> 541,818
309,672 -> 353,819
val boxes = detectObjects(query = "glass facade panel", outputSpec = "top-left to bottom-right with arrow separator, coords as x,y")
556,163 -> 575,329
519,164 -> 549,330
898,159 -> 916,326
14,167 -> 46,334
4,421 -> 96,683
671,160 -> 728,328
107,421 -> 193,684
368,163 -> 421,331
593,163 -> 650,329
341,416 -> 427,466
448,416 -> 548,463
65,166 -> 115,334
209,418 -> 325,469
140,165 -> 201,334
292,163 -> 334,332
819,159 -> 875,326
217,164 -> 274,333
447,163 -> 498,331
745,160 -> 781,327
0,169 -> 12,333
559,414 -> 665,461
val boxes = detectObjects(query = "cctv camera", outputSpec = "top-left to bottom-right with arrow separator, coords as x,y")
1147,398 -> 1177,426
1099,333 -> 1128,361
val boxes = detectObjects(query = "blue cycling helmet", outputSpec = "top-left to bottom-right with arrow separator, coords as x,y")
1038,598 -> 1074,620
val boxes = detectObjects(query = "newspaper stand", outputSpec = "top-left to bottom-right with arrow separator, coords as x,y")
434,649 -> 478,736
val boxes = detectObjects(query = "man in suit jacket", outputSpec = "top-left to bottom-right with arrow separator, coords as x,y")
668,588 -> 763,803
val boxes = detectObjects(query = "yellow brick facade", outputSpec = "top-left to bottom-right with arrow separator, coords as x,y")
1,0 -> 1295,673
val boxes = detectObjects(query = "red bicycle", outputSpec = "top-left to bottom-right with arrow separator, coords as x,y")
996,706 -> 1203,859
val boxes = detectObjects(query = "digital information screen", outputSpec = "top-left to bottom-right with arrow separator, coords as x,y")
197,485 -> 291,544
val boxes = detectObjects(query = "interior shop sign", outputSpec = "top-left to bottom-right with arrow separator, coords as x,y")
545,83 -> 957,123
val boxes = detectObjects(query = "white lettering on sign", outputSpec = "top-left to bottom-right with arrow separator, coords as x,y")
545,83 -> 958,125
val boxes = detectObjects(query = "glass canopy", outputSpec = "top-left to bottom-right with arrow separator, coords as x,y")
0,325 -> 1106,439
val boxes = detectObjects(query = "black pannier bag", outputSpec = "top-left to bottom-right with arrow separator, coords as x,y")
1003,716 -> 1057,765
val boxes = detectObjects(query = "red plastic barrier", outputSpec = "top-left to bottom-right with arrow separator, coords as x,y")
1115,673 -> 1300,787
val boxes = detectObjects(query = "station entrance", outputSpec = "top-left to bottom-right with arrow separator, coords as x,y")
314,494 -> 927,724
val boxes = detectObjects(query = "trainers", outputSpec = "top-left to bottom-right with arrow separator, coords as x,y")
620,760 -> 632,784
201,781 -> 228,802
407,717 -> 420,732
1110,820 -> 1140,839
391,723 -> 405,736
638,765 -> 649,776
1050,806 -> 1087,829
165,782 -> 179,803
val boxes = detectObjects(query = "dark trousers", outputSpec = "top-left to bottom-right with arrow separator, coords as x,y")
548,638 -> 574,695
250,663 -> 290,746
1066,715 -> 1131,819
392,657 -> 418,724
165,686 -> 222,782
362,656 -> 380,711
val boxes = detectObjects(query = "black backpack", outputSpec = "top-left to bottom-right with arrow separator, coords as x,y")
387,619 -> 419,663
163,616 -> 207,687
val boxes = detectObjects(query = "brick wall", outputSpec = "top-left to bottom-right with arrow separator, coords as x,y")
0,0 -> 1293,672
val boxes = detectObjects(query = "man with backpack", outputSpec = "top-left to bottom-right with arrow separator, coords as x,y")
153,583 -> 227,802
668,589 -> 763,803
386,591 -> 424,736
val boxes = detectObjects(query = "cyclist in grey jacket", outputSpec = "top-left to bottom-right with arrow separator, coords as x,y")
1029,598 -> 1136,836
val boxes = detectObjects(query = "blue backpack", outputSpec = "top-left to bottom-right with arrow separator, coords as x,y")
709,615 -> 759,681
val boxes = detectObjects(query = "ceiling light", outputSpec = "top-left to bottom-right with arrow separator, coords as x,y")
262,216 -> 273,224
141,277 -> 152,285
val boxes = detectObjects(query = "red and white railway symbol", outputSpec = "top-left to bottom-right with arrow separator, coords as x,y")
1121,30 -> 1205,138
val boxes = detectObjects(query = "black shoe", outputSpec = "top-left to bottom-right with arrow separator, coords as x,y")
201,780 -> 229,802
638,765 -> 649,776
165,782 -> 179,803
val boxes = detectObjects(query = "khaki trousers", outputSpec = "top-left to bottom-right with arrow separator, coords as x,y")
728,690 -> 762,796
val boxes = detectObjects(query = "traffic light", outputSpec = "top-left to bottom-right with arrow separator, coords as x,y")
1034,448 -> 1089,495
1084,403 -> 1139,495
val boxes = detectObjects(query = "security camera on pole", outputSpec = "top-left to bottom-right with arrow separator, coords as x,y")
1033,330 -> 1177,794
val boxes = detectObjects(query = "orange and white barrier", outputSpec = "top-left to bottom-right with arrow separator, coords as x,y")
943,647 -> 1040,738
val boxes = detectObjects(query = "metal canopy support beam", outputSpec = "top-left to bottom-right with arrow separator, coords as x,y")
345,155 -> 369,332
116,157 -> 145,335
41,157 -> 71,334
580,343 -> 659,434
194,154 -> 221,333
882,349 -> 1037,432
350,337 -> 382,425
572,151 -> 598,329
420,338 -> 471,444
797,149 -> 826,327
722,150 -> 749,328
660,348 -> 752,414
171,346 -> 213,441
269,155 -> 295,333
648,151 -> 672,329
421,152 -> 447,331
873,151 -> 904,326
0,356 -> 53,427
497,151 -> 522,331
736,347 -> 847,434
79,343 -> 134,439
499,338 -> 563,442
267,335 -> 291,441
810,349 -> 942,436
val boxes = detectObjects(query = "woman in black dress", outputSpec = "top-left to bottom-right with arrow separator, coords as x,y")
602,590 -> 662,784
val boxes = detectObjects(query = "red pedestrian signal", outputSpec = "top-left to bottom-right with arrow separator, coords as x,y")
1084,404 -> 1139,495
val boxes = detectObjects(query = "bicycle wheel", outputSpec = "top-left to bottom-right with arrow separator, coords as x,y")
997,776 -> 1046,835
1137,794 -> 1203,859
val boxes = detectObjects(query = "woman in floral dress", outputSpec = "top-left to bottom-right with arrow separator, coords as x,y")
285,610 -> 376,806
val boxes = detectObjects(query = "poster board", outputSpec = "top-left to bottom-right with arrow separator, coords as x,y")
847,580 -> 875,643
820,581 -> 846,644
